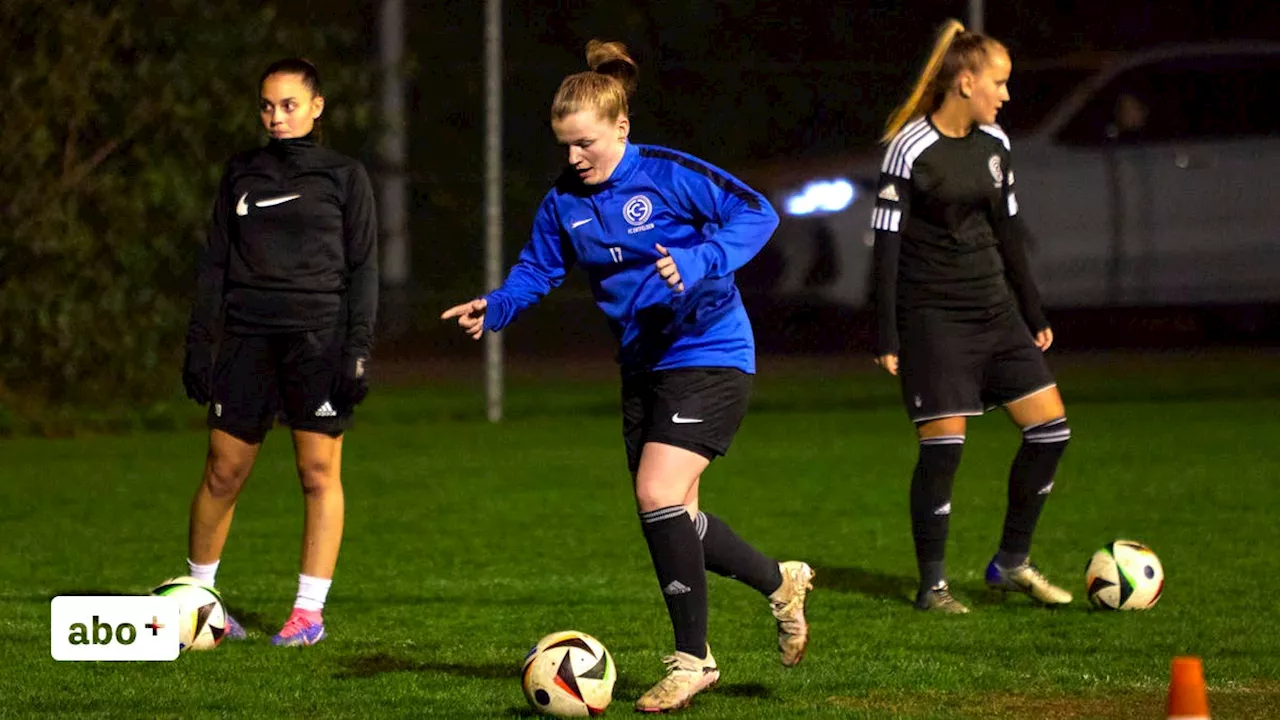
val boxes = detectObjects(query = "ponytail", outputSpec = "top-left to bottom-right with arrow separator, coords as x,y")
585,39 -> 638,96
881,20 -> 965,143
881,20 -> 1005,144
551,40 -> 639,122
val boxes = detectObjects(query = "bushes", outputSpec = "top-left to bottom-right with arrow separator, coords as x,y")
0,1 -> 371,434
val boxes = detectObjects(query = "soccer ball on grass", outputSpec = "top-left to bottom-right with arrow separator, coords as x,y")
521,630 -> 616,717
150,576 -> 229,650
1085,540 -> 1164,610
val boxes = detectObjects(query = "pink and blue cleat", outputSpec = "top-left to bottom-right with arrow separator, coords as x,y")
224,614 -> 247,640
271,609 -> 326,646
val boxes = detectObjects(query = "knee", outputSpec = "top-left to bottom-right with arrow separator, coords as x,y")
204,456 -> 251,499
297,458 -> 339,495
633,475 -> 685,513
634,485 -> 671,513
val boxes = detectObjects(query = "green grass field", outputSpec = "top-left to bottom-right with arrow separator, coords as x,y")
3,350 -> 1279,718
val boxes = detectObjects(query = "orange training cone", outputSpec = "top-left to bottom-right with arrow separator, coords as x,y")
1166,656 -> 1210,719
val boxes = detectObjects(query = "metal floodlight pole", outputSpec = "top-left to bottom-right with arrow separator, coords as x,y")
378,0 -> 410,336
968,0 -> 984,34
483,0 -> 504,423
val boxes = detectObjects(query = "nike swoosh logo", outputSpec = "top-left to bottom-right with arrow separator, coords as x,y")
235,193 -> 249,217
570,218 -> 594,229
671,413 -> 703,424
255,194 -> 301,208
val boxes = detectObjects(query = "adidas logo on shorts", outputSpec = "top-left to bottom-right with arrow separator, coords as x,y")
314,401 -> 337,418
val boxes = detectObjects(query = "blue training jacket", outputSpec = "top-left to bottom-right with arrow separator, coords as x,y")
484,142 -> 779,375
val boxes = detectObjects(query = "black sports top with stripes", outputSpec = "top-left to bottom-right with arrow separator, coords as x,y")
870,116 -> 1047,355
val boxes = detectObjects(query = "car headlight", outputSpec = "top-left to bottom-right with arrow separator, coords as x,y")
783,178 -> 857,216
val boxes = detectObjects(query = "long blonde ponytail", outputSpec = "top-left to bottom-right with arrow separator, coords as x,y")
881,20 -> 966,143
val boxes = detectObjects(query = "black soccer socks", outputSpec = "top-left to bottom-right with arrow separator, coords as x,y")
696,511 -> 784,596
997,418 -> 1071,564
911,435 -> 965,589
640,505 -> 708,658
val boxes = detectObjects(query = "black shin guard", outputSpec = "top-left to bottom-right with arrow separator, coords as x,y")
998,418 -> 1070,563
911,435 -> 964,589
696,511 -> 783,596
640,506 -> 708,658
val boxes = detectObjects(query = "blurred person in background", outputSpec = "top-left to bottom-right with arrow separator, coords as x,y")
178,57 -> 378,646
871,21 -> 1073,614
1109,91 -> 1151,141
441,40 -> 814,713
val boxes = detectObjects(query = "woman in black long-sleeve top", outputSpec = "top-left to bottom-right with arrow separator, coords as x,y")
177,58 -> 377,646
872,21 -> 1073,614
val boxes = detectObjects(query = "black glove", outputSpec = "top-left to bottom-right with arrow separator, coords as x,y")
182,346 -> 213,405
334,352 -> 370,409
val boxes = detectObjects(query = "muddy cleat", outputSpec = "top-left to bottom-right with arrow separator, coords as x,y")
769,561 -> 815,667
986,558 -> 1073,606
271,609 -> 326,646
914,580 -> 970,614
634,647 -> 720,713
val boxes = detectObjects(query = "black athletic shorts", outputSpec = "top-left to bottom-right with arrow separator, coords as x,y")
897,303 -> 1056,424
208,328 -> 350,443
621,367 -> 753,474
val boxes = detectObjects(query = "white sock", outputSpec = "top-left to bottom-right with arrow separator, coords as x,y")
294,574 -> 332,613
187,558 -> 219,586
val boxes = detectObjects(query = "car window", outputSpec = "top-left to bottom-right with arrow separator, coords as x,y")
999,67 -> 1096,134
1056,53 -> 1280,146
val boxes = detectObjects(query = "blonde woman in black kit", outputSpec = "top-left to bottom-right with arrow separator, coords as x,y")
871,21 -> 1073,613
177,58 -> 377,645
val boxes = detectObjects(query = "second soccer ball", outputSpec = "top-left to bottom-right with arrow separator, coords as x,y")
1085,540 -> 1164,610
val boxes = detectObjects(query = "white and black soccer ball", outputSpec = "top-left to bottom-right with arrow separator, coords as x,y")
1085,540 -> 1164,610
521,630 -> 616,717
151,576 -> 228,651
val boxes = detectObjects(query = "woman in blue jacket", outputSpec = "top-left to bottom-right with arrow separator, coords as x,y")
442,40 -> 814,713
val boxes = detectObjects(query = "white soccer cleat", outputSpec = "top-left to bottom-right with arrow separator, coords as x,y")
634,647 -> 719,713
986,558 -> 1073,606
914,580 -> 971,614
770,561 -> 815,667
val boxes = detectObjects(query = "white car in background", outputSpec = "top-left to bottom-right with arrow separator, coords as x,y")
755,42 -> 1280,309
